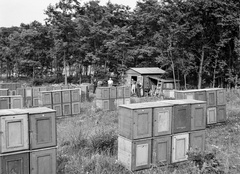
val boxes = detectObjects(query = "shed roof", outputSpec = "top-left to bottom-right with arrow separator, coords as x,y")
129,67 -> 165,75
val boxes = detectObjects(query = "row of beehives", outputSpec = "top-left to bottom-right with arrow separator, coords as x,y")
0,88 -> 82,118
118,129 -> 205,171
175,88 -> 226,125
0,107 -> 57,174
95,86 -> 131,111
117,99 -> 213,171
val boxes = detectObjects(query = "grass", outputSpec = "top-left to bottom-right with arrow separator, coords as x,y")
57,91 -> 240,174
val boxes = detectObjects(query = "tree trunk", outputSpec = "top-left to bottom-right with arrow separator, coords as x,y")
169,51 -> 176,90
79,61 -> 82,84
212,59 -> 217,88
184,73 -> 187,89
198,47 -> 205,89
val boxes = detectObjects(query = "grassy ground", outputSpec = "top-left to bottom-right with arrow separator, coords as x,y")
56,91 -> 240,174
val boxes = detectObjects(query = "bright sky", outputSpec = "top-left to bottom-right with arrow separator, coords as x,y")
0,0 -> 137,27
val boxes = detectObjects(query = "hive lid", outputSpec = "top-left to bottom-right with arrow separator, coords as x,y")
0,109 -> 28,116
161,99 -> 190,105
119,101 -> 173,109
177,99 -> 206,104
24,107 -> 55,114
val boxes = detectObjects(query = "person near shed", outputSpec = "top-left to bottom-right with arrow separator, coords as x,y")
136,80 -> 141,97
93,78 -> 97,93
131,79 -> 136,95
108,78 -> 113,87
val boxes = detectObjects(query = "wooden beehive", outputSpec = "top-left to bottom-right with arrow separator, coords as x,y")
118,136 -> 152,171
0,109 -> 29,153
207,107 -> 217,124
96,100 -> 109,111
70,88 -> 81,102
109,99 -> 117,111
25,87 -> 32,98
46,86 -> 53,91
39,86 -> 47,92
96,87 -> 110,100
62,103 -> 72,116
205,89 -> 217,107
124,86 -> 131,98
10,95 -> 23,109
52,104 -> 62,117
116,98 -> 124,108
118,103 -> 152,140
216,88 -> 226,106
0,97 -> 9,109
117,86 -> 124,98
152,135 -> 171,165
190,130 -> 206,151
25,107 -> 57,150
32,98 -> 39,107
39,91 -> 52,106
30,147 -> 56,174
124,98 -> 131,105
162,100 -> 191,134
72,102 -> 81,115
0,89 -> 9,96
180,99 -> 206,131
62,89 -> 71,103
110,87 -> 117,99
32,87 -> 40,98
217,105 -> 226,123
172,133 -> 189,163
26,97 -> 33,108
52,90 -> 62,104
150,102 -> 173,136
16,88 -> 25,97
0,151 -> 29,174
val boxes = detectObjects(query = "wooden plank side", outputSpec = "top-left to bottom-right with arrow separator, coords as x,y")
216,89 -> 226,106
172,133 -> 189,163
217,105 -> 226,123
207,107 -> 217,124
190,130 -> 206,152
118,107 -> 133,139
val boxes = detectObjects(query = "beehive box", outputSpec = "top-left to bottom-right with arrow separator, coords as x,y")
117,86 -> 124,99
32,87 -> 40,98
175,89 -> 207,101
10,95 -> 23,109
96,100 -> 109,111
150,102 -> 173,136
0,151 -> 29,174
0,97 -> 9,109
109,99 -> 117,111
216,88 -> 226,106
63,103 -> 72,116
39,86 -> 47,92
124,98 -> 131,105
118,136 -> 152,171
30,147 -> 56,174
52,104 -> 62,117
190,130 -> 206,151
39,91 -> 52,106
152,135 -> 171,165
25,107 -> 57,150
0,89 -> 9,96
71,88 -> 81,102
52,90 -> 62,104
205,89 -> 217,107
96,87 -> 110,100
52,86 -> 61,90
0,109 -> 29,153
180,99 -> 206,131
116,98 -> 124,108
32,98 -> 39,107
123,86 -> 131,98
62,89 -> 71,103
16,88 -> 25,97
119,103 -> 152,140
72,102 -> 81,115
25,87 -> 32,98
207,107 -> 217,124
26,97 -> 33,108
110,87 -> 117,99
172,133 -> 189,163
217,105 -> 226,123
162,100 -> 191,134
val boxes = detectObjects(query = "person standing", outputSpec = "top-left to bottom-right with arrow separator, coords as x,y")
131,79 -> 136,95
108,78 -> 113,87
93,78 -> 97,93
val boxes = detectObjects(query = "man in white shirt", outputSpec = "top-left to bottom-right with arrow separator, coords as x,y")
108,78 -> 113,87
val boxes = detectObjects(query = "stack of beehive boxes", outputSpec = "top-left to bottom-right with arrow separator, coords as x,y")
95,86 -> 131,111
38,88 -> 81,118
0,107 -> 57,174
0,95 -> 23,109
175,88 -> 226,125
118,99 -> 206,171
0,82 -> 22,95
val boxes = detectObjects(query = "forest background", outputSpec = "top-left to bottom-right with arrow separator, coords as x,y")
1,0 -> 240,89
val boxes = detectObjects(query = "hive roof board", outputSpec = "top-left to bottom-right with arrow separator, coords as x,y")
128,67 -> 166,75
119,101 -> 173,109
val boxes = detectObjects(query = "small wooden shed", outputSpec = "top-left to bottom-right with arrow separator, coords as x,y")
125,67 -> 165,90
